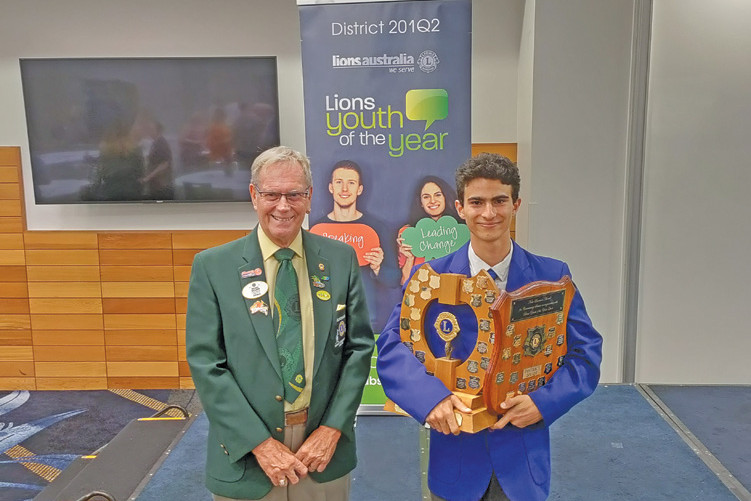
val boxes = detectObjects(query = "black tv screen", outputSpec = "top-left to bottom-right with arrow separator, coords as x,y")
20,57 -> 280,204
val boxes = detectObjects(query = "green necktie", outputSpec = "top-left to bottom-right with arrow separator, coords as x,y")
273,248 -> 305,403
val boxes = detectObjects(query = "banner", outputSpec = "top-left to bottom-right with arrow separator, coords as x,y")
299,0 -> 471,340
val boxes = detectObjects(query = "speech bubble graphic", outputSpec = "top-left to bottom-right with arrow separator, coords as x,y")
401,216 -> 469,261
406,89 -> 448,131
309,222 -> 381,266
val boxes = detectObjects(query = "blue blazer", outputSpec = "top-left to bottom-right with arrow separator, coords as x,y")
376,241 -> 602,501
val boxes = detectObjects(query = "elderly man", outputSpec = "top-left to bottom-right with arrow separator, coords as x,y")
187,145 -> 374,500
377,153 -> 602,501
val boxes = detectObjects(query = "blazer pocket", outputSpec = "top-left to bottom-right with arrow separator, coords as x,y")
207,440 -> 246,482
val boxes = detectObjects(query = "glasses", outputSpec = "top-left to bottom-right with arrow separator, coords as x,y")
253,186 -> 310,204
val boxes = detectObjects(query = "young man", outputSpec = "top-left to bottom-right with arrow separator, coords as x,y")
315,159 -> 400,332
187,146 -> 374,500
376,153 -> 603,501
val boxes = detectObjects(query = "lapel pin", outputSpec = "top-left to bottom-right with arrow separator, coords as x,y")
318,263 -> 325,271
242,268 -> 263,279
316,290 -> 331,301
250,300 -> 269,315
242,281 -> 269,299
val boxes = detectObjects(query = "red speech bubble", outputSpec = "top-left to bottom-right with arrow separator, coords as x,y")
310,222 -> 381,266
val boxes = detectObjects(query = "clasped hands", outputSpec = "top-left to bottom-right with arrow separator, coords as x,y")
425,393 -> 543,435
252,425 -> 341,488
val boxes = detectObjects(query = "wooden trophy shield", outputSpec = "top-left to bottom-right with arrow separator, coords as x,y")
483,276 -> 576,415
391,263 -> 501,433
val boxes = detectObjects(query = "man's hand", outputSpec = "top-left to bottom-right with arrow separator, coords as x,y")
363,247 -> 384,275
491,394 -> 543,431
295,425 -> 342,473
252,437 -> 309,487
425,394 -> 472,435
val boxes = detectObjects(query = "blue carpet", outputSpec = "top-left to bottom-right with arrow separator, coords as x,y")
549,385 -> 736,501
0,390 -> 190,501
650,385 -> 751,492
137,386 -> 740,500
136,413 -> 422,501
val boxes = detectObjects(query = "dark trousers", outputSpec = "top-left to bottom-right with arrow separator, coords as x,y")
430,474 -> 511,501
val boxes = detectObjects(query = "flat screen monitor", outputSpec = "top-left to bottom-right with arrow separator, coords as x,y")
20,57 -> 280,204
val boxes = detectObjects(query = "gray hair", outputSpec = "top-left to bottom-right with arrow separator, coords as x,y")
250,146 -> 313,188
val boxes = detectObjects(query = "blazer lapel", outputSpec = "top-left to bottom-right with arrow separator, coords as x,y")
240,229 -> 282,379
302,232 -> 332,380
448,241 -> 472,276
506,240 -> 533,292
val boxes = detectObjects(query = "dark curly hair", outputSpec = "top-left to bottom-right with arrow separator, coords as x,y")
455,153 -> 520,203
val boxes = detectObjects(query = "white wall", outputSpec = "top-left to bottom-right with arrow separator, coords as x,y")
636,0 -> 751,383
518,0 -> 636,383
0,0 -> 523,230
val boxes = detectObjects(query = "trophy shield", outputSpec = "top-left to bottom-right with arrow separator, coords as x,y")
387,263 -> 500,433
483,276 -> 576,415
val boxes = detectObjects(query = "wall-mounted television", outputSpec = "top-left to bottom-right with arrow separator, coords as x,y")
20,57 -> 280,204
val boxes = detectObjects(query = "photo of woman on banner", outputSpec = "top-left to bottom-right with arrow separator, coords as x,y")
397,175 -> 464,284
309,159 -> 401,332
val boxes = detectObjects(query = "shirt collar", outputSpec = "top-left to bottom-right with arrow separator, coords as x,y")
256,226 -> 304,261
468,240 -> 514,281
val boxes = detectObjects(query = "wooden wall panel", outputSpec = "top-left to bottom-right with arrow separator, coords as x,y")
36,378 -> 106,390
26,266 -> 100,282
32,330 -> 104,346
0,299 -> 30,314
0,329 -> 32,346
105,329 -> 176,346
99,232 -> 172,249
101,282 -> 174,297
24,232 -> 98,249
0,218 -> 24,233
0,346 -> 33,361
31,314 -> 103,331
109,377 -> 179,389
102,298 -> 175,314
0,249 -> 25,265
29,298 -> 102,314
0,283 -> 29,298
0,377 -> 35,389
0,265 -> 28,281
26,250 -> 99,266
0,361 -> 34,377
35,362 -> 107,377
27,282 -> 101,297
0,184 -> 20,199
34,346 -> 106,362
0,200 -> 22,217
100,266 -> 173,281
0,233 -> 23,248
99,249 -> 172,266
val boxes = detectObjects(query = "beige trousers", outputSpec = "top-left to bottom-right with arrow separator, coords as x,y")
213,422 -> 350,501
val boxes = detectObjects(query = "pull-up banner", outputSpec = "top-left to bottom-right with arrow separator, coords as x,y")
299,0 -> 471,346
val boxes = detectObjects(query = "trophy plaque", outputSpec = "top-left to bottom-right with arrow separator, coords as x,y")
484,276 -> 575,415
387,263 -> 501,433
385,262 -> 577,434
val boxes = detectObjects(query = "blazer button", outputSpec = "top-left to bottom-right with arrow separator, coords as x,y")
276,427 -> 283,433
275,395 -> 283,402
224,450 -> 230,455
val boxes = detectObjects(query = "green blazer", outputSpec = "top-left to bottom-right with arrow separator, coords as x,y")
186,228 -> 374,499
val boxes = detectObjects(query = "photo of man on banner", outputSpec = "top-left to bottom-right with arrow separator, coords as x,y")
310,159 -> 401,333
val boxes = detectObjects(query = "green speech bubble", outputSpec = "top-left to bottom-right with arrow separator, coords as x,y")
402,216 -> 470,261
406,89 -> 448,131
